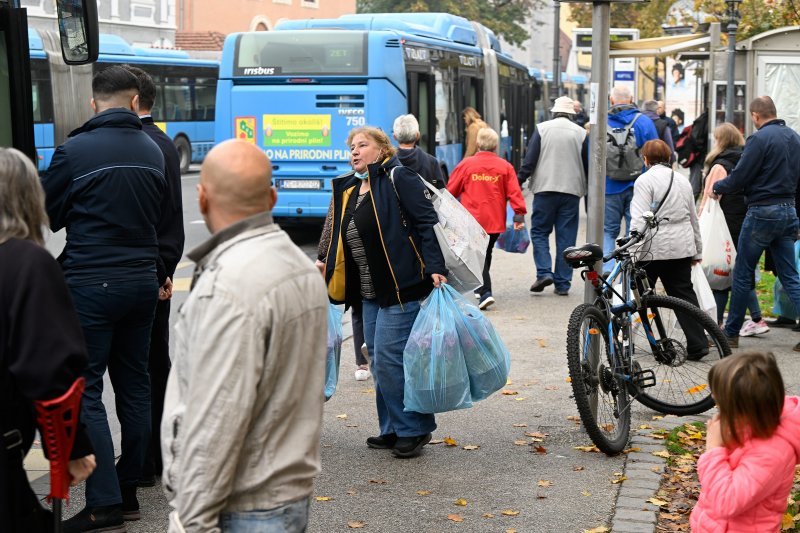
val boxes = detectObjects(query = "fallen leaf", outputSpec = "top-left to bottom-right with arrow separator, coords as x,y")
544,385 -> 558,390
687,383 -> 708,394
368,479 -> 387,484
536,492 -> 547,499
647,497 -> 669,506
652,450 -> 671,458
530,437 -> 544,443
531,445 -> 547,454
482,513 -> 494,518
347,521 -> 366,529
513,440 -> 528,446
583,527 -> 610,533
506,530 -> 518,533
429,439 -> 444,445
512,423 -> 528,427
567,415 -> 581,421
610,475 -> 627,484
537,480 -> 553,487
336,414 -> 348,419
360,388 -> 375,394
574,466 -> 585,471
447,514 -> 464,522
462,445 -> 480,450
506,378 -> 513,385
444,436 -> 458,446
454,498 -> 468,506
501,390 -> 518,395
781,513 -> 794,530
651,466 -> 661,473
639,424 -> 652,430
315,496 -> 332,501
622,447 -> 641,454
346,424 -> 358,428
501,509 -> 520,516
565,377 -> 572,383
346,490 -> 357,495
416,490 -> 431,496
574,445 -> 600,453
514,397 -> 526,401
322,444 -> 332,448
652,415 -> 664,420
537,338 -> 547,347
581,490 -> 592,496
687,432 -> 704,440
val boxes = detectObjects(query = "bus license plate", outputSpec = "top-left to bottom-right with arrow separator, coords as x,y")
281,180 -> 321,190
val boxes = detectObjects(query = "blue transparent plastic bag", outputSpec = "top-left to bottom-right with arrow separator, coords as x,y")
772,241 -> 800,320
496,225 -> 530,254
442,284 -> 511,400
325,304 -> 343,401
403,288 -> 472,414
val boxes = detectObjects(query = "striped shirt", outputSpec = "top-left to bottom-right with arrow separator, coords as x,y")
345,192 -> 376,299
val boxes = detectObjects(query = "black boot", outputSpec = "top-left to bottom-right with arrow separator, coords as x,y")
120,485 -> 140,521
63,506 -> 126,533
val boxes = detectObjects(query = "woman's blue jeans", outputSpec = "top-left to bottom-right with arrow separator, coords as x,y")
362,298 -> 436,438
712,288 -> 761,325
725,204 -> 800,337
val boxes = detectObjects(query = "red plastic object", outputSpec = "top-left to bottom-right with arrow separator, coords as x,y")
34,377 -> 85,501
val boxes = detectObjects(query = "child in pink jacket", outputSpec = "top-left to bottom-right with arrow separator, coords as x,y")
690,351 -> 800,532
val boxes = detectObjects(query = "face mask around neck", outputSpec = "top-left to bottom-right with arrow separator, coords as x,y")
354,170 -> 368,180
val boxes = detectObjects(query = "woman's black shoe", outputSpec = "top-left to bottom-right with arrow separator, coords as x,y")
392,433 -> 432,458
366,433 -> 397,449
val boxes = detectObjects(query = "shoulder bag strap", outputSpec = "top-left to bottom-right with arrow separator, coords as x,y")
652,169 -> 675,217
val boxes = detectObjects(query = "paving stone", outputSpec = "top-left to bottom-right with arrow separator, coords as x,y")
626,451 -> 667,464
612,519 -> 656,532
616,496 -> 660,512
620,477 -> 661,491
614,508 -> 657,524
626,442 -> 666,452
626,461 -> 664,474
618,486 -> 659,500
625,469 -> 662,482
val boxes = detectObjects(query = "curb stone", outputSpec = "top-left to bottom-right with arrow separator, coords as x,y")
609,414 -> 712,532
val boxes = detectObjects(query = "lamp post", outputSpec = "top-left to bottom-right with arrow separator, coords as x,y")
724,0 -> 741,123
552,0 -> 562,104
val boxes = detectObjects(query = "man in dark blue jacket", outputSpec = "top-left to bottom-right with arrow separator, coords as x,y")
41,65 -> 165,532
713,96 -> 800,349
121,65 -> 185,487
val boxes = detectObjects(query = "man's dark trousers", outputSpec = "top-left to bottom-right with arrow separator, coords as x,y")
142,298 -> 171,479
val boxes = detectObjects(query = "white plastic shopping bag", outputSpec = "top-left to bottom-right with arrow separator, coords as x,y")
389,168 -> 489,293
691,263 -> 717,322
699,200 -> 736,290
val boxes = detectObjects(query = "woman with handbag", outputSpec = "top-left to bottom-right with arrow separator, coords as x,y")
698,123 -> 768,335
630,140 -> 708,360
322,126 -> 447,459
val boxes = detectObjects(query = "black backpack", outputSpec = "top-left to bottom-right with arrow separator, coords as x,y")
606,113 -> 645,181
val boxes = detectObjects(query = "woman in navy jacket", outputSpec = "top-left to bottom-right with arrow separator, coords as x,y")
323,127 -> 446,459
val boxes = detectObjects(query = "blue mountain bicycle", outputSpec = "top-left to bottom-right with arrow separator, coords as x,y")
562,213 -> 731,455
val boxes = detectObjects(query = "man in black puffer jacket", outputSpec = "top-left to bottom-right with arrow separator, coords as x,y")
41,65 -> 165,532
392,114 -> 447,188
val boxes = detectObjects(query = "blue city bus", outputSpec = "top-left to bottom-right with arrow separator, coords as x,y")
29,29 -> 218,172
215,12 -> 539,224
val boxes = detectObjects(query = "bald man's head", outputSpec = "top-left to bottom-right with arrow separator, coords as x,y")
198,140 -> 275,233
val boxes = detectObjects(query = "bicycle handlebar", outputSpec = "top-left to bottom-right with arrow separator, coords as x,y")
602,231 -> 645,263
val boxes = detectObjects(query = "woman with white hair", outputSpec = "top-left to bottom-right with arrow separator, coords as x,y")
447,127 -> 527,309
0,148 -> 95,529
392,114 -> 446,188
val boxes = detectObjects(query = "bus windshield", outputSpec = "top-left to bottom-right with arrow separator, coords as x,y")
234,32 -> 367,77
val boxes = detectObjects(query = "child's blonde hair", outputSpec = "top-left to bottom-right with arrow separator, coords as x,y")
709,351 -> 784,446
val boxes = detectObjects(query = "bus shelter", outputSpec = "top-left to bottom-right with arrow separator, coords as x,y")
736,26 -> 800,135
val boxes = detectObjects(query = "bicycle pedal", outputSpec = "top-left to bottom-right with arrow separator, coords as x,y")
631,368 -> 656,388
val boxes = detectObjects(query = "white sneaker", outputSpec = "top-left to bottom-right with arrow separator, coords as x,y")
354,366 -> 371,381
740,319 -> 770,337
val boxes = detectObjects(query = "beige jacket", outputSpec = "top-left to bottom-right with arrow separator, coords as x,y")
630,165 -> 702,261
161,213 -> 328,533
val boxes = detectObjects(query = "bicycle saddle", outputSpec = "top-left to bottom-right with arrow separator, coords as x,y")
562,243 -> 604,267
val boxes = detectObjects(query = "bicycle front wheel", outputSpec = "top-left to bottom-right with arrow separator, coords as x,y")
566,304 -> 631,455
628,294 -> 731,415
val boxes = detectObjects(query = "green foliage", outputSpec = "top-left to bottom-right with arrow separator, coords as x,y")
356,0 -> 543,47
568,0 -> 800,41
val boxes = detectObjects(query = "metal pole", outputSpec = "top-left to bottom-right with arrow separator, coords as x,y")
725,1 -> 737,123
585,1 -> 611,303
552,0 -> 562,102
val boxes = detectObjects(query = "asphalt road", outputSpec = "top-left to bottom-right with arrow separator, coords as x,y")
39,170 -> 800,532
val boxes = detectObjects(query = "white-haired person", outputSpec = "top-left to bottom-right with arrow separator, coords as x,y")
603,85 -> 659,271
447,127 -> 527,309
393,114 -> 446,188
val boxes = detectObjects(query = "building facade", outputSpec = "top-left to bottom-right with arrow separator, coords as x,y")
22,0 -> 176,47
179,0 -> 357,34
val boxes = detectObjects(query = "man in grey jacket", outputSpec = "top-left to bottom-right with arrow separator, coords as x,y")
161,140 -> 328,532
519,96 -> 589,296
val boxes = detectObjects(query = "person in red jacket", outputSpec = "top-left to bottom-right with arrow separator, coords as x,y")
447,127 -> 526,309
